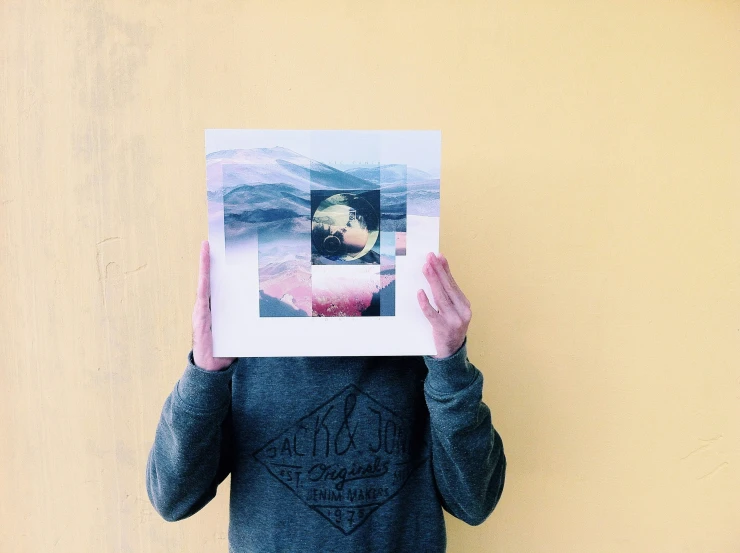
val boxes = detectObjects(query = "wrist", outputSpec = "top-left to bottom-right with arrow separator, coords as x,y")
432,337 -> 466,360
423,338 -> 477,394
177,350 -> 236,413
190,351 -> 236,372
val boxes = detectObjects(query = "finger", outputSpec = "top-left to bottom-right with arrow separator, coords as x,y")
426,253 -> 457,310
430,253 -> 459,302
427,253 -> 472,324
417,289 -> 439,322
193,242 -> 212,335
428,253 -> 458,303
192,301 -> 213,350
196,241 -> 210,307
436,253 -> 471,308
437,253 -> 459,292
192,299 -> 211,333
423,257 -> 454,311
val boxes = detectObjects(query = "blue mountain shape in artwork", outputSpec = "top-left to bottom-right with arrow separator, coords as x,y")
229,207 -> 303,224
258,290 -> 308,317
209,147 -> 439,232
222,182 -> 311,242
275,159 -> 378,190
206,146 -> 305,162
345,164 -> 435,185
224,183 -> 310,209
208,147 -> 378,192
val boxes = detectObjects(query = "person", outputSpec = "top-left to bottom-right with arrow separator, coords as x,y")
146,241 -> 506,552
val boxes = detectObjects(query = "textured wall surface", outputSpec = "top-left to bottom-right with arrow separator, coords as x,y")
1,1 -> 738,552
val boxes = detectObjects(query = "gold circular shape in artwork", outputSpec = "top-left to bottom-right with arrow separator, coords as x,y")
311,193 -> 379,261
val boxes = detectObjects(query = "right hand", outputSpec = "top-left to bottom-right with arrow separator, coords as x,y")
192,241 -> 237,371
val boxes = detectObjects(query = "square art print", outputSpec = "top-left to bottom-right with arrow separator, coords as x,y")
206,130 -> 440,357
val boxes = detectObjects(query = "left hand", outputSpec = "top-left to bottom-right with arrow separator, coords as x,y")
417,252 -> 472,358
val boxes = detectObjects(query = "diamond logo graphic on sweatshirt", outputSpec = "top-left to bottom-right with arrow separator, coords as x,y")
252,384 -> 428,534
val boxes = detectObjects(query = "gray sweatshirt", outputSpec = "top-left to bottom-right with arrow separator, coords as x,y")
146,342 -> 506,552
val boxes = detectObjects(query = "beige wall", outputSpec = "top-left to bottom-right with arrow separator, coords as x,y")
2,1 -> 738,551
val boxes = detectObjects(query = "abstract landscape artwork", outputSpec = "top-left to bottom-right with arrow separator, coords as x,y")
206,130 -> 440,357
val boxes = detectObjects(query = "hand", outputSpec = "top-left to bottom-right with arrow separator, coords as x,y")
417,253 -> 472,359
192,241 -> 236,371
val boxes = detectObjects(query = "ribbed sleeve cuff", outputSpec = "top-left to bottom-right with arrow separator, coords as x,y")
423,339 -> 477,395
174,351 -> 236,413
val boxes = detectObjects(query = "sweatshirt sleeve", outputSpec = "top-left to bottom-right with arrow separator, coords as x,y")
146,351 -> 237,522
423,340 -> 506,526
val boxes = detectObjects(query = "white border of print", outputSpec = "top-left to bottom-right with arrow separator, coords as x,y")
206,130 -> 440,357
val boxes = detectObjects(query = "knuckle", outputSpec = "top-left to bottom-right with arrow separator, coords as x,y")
447,314 -> 463,328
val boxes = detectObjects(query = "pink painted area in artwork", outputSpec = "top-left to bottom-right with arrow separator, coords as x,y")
312,290 -> 375,317
379,268 -> 395,289
312,271 -> 395,317
396,232 -> 407,255
259,260 -> 312,315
